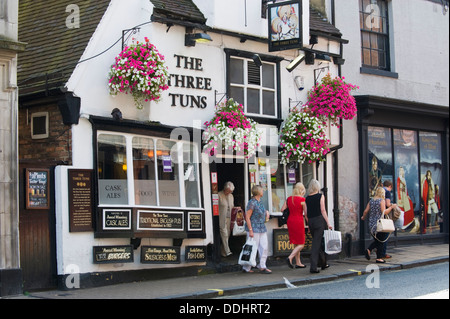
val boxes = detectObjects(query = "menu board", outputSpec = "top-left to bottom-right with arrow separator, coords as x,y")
68,169 -> 94,232
93,245 -> 134,264
185,246 -> 207,262
141,246 -> 180,264
26,168 -> 50,209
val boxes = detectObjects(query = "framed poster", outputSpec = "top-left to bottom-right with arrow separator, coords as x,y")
268,0 -> 302,52
26,168 -> 50,209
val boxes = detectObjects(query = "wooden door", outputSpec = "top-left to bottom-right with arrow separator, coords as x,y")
19,163 -> 57,291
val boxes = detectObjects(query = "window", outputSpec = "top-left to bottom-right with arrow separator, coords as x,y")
359,0 -> 390,70
97,132 -> 201,209
368,126 -> 444,235
31,112 -> 49,139
229,56 -> 277,118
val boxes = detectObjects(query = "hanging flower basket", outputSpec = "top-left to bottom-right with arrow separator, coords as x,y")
108,37 -> 169,109
279,107 -> 330,164
203,99 -> 262,159
305,73 -> 359,126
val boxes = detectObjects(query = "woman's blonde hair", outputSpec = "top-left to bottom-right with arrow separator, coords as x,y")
307,179 -> 321,195
374,186 -> 385,199
292,182 -> 306,196
251,185 -> 263,197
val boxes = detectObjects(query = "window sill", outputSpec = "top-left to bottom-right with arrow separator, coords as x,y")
360,67 -> 399,79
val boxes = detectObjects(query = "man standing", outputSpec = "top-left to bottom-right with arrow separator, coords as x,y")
218,182 -> 235,257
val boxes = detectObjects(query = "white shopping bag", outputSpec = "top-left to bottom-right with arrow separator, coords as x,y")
323,230 -> 342,255
238,238 -> 257,267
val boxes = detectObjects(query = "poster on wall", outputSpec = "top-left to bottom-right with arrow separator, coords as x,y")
268,0 -> 302,52
419,132 -> 442,233
26,168 -> 50,209
368,127 -> 393,198
393,129 -> 419,233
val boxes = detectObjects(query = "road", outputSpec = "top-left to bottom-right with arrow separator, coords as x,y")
220,262 -> 449,299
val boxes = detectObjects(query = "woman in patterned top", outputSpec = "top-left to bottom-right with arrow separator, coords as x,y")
243,185 -> 271,274
361,187 -> 397,263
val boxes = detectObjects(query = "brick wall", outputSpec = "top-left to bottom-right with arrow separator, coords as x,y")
19,103 -> 72,165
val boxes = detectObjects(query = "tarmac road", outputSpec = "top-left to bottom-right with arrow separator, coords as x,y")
220,262 -> 449,299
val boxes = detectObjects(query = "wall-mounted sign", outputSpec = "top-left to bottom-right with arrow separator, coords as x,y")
141,246 -> 180,264
167,54 -> 212,109
188,212 -> 203,231
185,246 -> 207,262
137,210 -> 184,231
273,228 -> 312,256
68,169 -> 94,232
102,209 -> 131,230
26,168 -> 50,209
93,245 -> 134,264
268,0 -> 303,52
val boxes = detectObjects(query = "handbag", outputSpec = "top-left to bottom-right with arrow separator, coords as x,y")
376,213 -> 395,233
279,207 -> 290,226
231,207 -> 246,236
238,238 -> 257,267
323,230 -> 342,255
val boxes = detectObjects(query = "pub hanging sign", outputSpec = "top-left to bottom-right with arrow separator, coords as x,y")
268,0 -> 303,52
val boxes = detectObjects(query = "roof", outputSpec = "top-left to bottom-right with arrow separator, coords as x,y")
149,0 -> 207,24
310,8 -> 342,37
18,0 -> 111,97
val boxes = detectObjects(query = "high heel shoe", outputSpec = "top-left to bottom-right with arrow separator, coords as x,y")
295,264 -> 306,269
286,258 -> 294,269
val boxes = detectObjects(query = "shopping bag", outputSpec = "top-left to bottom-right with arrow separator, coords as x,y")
323,230 -> 342,255
238,238 -> 257,267
231,207 -> 246,236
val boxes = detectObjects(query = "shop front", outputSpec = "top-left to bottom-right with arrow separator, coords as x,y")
357,96 -> 449,248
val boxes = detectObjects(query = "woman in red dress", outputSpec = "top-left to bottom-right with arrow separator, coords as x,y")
281,183 -> 307,268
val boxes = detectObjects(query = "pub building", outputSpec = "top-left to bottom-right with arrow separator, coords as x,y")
16,0 -> 350,291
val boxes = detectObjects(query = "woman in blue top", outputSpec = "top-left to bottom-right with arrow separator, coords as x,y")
243,185 -> 271,274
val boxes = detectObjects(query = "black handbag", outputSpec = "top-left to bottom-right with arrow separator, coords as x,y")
279,207 -> 290,226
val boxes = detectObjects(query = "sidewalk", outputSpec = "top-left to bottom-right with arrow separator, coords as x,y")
6,243 -> 449,299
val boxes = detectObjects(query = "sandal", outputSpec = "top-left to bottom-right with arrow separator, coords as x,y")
376,259 -> 386,263
242,269 -> 254,273
260,268 -> 272,274
295,264 -> 306,269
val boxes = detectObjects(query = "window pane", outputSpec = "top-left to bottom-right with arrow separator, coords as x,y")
419,132 -> 443,232
263,90 -> 275,116
247,61 -> 261,85
368,127 -> 393,198
97,134 -> 128,205
262,64 -> 275,88
301,163 -> 314,190
133,137 -> 156,206
156,140 -> 180,207
393,129 -> 419,233
183,143 -> 200,208
362,32 -> 370,48
270,161 -> 285,212
247,88 -> 260,114
230,58 -> 244,84
362,48 -> 371,65
230,86 -> 244,104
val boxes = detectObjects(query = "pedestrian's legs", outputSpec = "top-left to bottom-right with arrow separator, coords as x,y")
219,216 -> 231,256
257,232 -> 269,270
309,217 -> 325,272
375,233 -> 389,259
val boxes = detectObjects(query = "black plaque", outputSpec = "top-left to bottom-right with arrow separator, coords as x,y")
141,246 -> 180,264
188,212 -> 203,231
137,210 -> 184,231
93,245 -> 134,264
273,228 -> 312,256
102,209 -> 132,230
68,169 -> 94,232
185,246 -> 207,262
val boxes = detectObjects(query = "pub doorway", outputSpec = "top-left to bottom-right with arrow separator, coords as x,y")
216,162 -> 247,258
18,162 -> 57,291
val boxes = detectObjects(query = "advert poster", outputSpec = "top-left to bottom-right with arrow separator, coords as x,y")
268,0 -> 302,52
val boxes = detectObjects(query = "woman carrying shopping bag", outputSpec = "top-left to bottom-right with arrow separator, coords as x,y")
361,187 -> 397,263
281,183 -> 307,269
242,185 -> 272,274
305,179 -> 332,273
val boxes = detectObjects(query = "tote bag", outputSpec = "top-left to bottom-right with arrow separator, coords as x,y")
323,230 -> 342,255
238,238 -> 257,267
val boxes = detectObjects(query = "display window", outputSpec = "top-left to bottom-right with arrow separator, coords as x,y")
368,126 -> 444,234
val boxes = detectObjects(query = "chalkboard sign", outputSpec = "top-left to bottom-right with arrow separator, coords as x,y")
102,209 -> 131,230
185,246 -> 207,262
26,168 -> 50,209
141,246 -> 180,264
273,228 -> 312,256
93,245 -> 134,264
188,212 -> 203,231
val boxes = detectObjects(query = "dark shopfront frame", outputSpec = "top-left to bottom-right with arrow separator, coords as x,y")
357,95 -> 449,251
